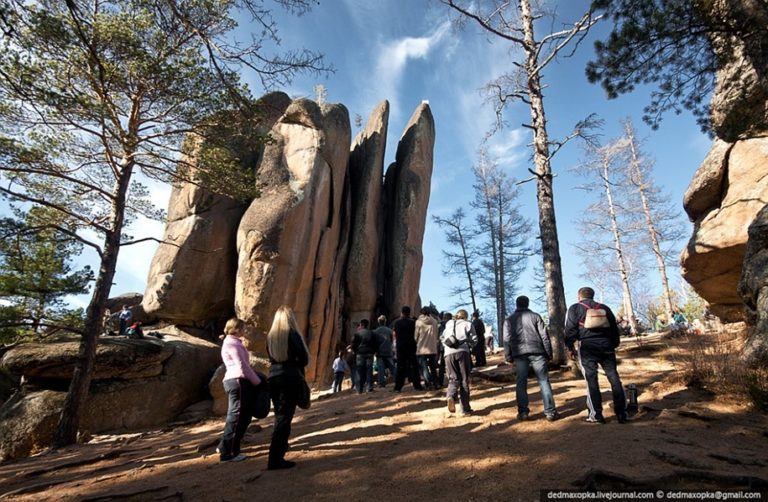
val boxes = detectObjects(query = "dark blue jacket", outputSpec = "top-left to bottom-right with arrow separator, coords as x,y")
564,299 -> 620,351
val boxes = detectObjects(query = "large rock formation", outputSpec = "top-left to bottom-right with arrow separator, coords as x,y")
738,204 -> 768,366
345,101 -> 389,329
382,103 -> 436,317
142,92 -> 291,324
681,137 -> 768,320
142,96 -> 435,384
0,329 -> 220,460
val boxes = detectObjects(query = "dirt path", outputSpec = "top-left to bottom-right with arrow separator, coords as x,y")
1,333 -> 767,501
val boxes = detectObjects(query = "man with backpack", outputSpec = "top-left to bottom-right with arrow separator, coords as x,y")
565,286 -> 628,424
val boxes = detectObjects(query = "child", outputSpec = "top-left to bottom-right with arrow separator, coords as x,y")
332,352 -> 347,393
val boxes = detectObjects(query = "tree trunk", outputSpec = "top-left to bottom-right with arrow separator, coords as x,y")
52,157 -> 133,448
624,121 -> 674,323
457,226 -> 478,315
521,0 -> 568,365
601,155 -> 638,336
496,190 -> 507,327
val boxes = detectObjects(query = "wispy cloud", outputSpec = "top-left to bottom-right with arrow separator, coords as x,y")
368,21 -> 451,122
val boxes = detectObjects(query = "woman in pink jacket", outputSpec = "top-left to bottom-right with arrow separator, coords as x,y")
217,318 -> 261,462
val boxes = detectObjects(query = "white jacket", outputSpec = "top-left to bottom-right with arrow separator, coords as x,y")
441,319 -> 477,356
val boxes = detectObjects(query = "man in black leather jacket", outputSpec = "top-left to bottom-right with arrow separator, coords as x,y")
503,295 -> 558,421
565,286 -> 628,424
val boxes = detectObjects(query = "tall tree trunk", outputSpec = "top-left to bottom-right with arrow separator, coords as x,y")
624,121 -> 674,323
457,226 -> 478,315
52,157 -> 133,448
600,155 -> 638,336
521,0 -> 567,365
483,192 -> 502,343
496,190 -> 507,329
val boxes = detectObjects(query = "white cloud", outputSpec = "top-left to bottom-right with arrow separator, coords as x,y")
486,128 -> 530,171
368,21 -> 451,122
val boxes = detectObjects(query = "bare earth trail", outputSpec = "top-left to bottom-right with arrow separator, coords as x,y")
1,333 -> 767,501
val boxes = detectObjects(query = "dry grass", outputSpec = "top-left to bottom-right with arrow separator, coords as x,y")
668,324 -> 768,410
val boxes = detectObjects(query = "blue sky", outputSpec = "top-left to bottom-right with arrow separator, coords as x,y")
102,1 -> 710,320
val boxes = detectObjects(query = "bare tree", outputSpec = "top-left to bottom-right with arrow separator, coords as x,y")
471,149 -> 531,343
432,208 -> 480,313
623,119 -> 677,324
443,0 -> 602,364
576,139 -> 639,335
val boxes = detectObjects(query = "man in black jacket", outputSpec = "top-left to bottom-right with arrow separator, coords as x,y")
392,306 -> 424,392
351,319 -> 379,393
565,286 -> 628,424
504,295 -> 558,421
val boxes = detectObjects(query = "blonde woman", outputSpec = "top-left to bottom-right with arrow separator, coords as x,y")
266,306 -> 309,470
441,309 -> 478,416
217,318 -> 261,462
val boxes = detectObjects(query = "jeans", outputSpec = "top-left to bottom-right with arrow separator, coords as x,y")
578,343 -> 626,420
268,374 -> 300,467
356,354 -> 374,392
218,378 -> 252,460
417,354 -> 438,388
514,354 -> 556,417
377,355 -> 396,387
333,372 -> 344,392
445,351 -> 472,412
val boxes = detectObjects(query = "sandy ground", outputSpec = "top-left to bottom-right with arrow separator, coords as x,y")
1,332 -> 767,501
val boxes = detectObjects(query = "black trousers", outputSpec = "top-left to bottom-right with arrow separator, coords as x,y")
218,378 -> 252,459
394,351 -> 423,391
578,344 -> 626,420
268,374 -> 300,466
473,336 -> 486,366
445,351 -> 472,412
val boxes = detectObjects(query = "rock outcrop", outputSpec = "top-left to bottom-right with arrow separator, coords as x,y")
345,101 -> 389,329
738,204 -> 768,367
681,137 -> 768,320
143,96 -> 435,384
142,92 -> 291,324
382,103 -> 435,317
0,328 -> 220,460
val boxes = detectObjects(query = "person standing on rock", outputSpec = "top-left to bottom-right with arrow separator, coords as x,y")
351,318 -> 378,393
503,295 -> 558,422
441,309 -> 478,416
374,315 -> 396,387
415,307 -> 439,390
471,311 -> 487,367
217,318 -> 261,463
393,306 -> 424,392
267,306 -> 310,469
118,304 -> 132,336
565,287 -> 628,424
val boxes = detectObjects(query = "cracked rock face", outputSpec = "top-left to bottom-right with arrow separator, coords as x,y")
738,204 -> 768,367
681,137 -> 768,320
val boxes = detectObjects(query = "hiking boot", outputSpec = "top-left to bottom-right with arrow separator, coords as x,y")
221,453 -> 247,463
545,412 -> 559,422
447,396 -> 456,413
517,412 -> 529,421
584,416 -> 606,424
617,414 -> 629,424
460,409 -> 474,417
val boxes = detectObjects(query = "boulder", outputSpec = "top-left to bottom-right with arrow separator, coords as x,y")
1,338 -> 174,381
345,101 -> 389,330
683,139 -> 732,221
234,99 -> 351,383
382,103 -> 435,316
738,204 -> 768,367
0,328 -> 221,460
681,137 -> 768,319
142,92 -> 291,324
